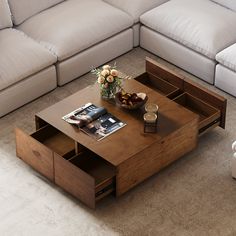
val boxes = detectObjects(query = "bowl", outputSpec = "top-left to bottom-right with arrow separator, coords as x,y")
115,91 -> 148,110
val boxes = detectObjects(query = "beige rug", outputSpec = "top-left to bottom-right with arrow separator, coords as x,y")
1,48 -> 236,236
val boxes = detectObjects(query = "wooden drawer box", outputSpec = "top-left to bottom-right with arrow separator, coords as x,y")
15,125 -> 116,208
15,125 -> 75,181
173,93 -> 221,134
140,57 -> 227,134
54,150 -> 115,208
134,72 -> 180,99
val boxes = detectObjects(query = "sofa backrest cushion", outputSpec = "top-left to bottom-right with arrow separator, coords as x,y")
0,0 -> 13,29
8,0 -> 65,25
103,0 -> 169,23
211,0 -> 236,12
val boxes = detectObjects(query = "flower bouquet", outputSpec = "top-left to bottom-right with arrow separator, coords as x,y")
91,63 -> 122,100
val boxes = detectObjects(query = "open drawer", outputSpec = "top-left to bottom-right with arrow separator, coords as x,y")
134,72 -> 180,99
54,149 -> 116,208
144,57 -> 227,130
15,125 -> 75,181
173,93 -> 221,134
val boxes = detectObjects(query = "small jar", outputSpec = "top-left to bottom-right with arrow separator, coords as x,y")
143,112 -> 158,133
145,103 -> 159,114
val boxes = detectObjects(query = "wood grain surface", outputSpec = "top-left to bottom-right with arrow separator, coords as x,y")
15,128 -> 54,181
36,79 -> 198,167
54,153 -> 96,208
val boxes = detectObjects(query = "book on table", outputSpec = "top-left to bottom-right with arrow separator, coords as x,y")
62,103 -> 126,141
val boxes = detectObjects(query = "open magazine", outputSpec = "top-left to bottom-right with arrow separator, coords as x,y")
62,103 -> 126,141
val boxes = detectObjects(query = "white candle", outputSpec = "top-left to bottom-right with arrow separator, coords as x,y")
143,112 -> 157,123
145,103 -> 159,114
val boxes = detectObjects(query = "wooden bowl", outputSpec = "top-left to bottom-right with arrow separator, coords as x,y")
115,92 -> 148,110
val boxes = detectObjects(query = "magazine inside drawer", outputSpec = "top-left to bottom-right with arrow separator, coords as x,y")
31,125 -> 75,156
134,72 -> 180,98
173,93 -> 221,133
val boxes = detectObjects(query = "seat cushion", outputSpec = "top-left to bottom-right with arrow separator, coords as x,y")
103,0 -> 168,23
140,0 -> 236,59
0,0 -> 13,29
211,0 -> 236,12
18,0 -> 134,61
8,0 -> 65,25
216,43 -> 236,72
215,64 -> 236,97
0,29 -> 57,91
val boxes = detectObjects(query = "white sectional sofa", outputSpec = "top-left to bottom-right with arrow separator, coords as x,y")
15,0 -> 135,85
0,0 -> 57,117
0,0 -> 236,117
215,44 -> 236,97
140,0 -> 236,84
103,0 -> 168,46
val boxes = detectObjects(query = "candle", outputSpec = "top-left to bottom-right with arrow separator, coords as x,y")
143,112 -> 157,123
145,103 -> 159,114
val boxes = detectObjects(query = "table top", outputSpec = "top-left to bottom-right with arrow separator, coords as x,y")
36,79 -> 198,166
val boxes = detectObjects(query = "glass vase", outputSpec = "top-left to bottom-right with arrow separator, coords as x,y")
100,85 -> 117,100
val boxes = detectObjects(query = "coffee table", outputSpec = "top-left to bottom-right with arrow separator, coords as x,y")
15,58 -> 227,208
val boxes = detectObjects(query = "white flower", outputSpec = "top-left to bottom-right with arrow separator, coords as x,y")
97,76 -> 105,84
102,65 -> 111,70
110,69 -> 118,77
101,69 -> 110,77
107,75 -> 114,83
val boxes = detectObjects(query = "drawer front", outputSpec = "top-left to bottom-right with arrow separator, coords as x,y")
15,128 -> 54,181
54,153 -> 96,208
146,57 -> 184,90
173,93 -> 221,134
184,80 -> 227,129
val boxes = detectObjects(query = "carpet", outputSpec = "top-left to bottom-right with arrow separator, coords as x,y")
1,48 -> 236,236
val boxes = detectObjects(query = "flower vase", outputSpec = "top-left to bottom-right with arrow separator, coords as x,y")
91,63 -> 122,100
100,85 -> 117,100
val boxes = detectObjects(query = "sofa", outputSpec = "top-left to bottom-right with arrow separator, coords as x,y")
0,0 -> 236,117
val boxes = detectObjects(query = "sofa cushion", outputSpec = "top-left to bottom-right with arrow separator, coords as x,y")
18,0 -> 134,61
216,44 -> 236,72
211,0 -> 236,12
0,0 -> 13,29
140,0 -> 236,59
0,29 -> 57,91
8,0 -> 64,25
103,0 -> 168,23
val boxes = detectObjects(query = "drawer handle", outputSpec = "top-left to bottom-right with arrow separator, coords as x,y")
32,150 -> 41,158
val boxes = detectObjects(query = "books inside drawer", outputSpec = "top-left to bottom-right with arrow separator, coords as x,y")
134,72 -> 180,99
173,93 -> 221,134
54,149 -> 116,208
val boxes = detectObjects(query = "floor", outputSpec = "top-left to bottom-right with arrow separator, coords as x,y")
1,48 -> 236,236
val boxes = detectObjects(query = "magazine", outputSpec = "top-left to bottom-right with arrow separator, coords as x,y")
62,103 -> 126,141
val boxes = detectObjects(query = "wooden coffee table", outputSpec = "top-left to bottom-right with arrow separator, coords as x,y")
15,58 -> 227,208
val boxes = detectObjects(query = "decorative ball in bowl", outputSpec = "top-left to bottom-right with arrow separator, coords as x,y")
115,91 -> 148,110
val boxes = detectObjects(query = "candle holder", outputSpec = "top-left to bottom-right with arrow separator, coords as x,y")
145,103 -> 159,114
143,112 -> 158,133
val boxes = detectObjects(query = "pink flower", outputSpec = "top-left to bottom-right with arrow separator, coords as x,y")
97,76 -> 105,84
111,69 -> 118,77
102,65 -> 111,70
101,69 -> 110,77
106,75 -> 114,83
103,83 -> 109,88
